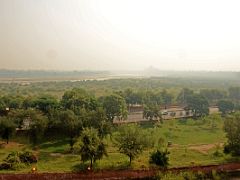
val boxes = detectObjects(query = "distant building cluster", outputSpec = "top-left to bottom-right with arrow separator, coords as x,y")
113,105 -> 219,124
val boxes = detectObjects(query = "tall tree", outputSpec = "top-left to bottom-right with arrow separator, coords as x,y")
33,95 -> 59,114
143,104 -> 162,122
87,108 -> 111,138
74,128 -> 107,168
101,94 -> 127,122
143,91 -> 161,105
161,90 -> 173,108
200,89 -> 226,104
59,110 -> 82,151
27,110 -> 48,145
7,109 -> 48,145
61,88 -> 98,114
224,112 -> 240,155
229,87 -> 240,101
186,94 -> 209,117
115,124 -> 148,165
217,100 -> 234,115
0,117 -> 16,144
177,88 -> 194,105
123,88 -> 142,105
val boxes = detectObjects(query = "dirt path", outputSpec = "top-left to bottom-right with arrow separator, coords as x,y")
188,143 -> 224,154
1,162 -> 240,180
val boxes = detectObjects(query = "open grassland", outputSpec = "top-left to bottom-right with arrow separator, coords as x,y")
0,115 -> 233,173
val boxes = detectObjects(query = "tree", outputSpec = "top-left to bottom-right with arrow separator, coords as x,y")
229,87 -> 240,101
177,88 -> 194,105
61,88 -> 98,114
115,124 -> 148,165
101,94 -> 127,122
224,112 -> 240,155
142,91 -> 161,105
28,110 -> 48,145
33,95 -> 59,114
0,95 -> 23,110
8,109 -> 48,145
149,149 -> 170,168
217,100 -> 234,115
200,89 -> 226,104
161,90 -> 173,108
186,94 -> 209,117
59,110 -> 82,151
123,88 -> 142,105
0,117 -> 16,144
74,128 -> 107,168
86,108 -> 111,138
22,96 -> 35,109
143,104 -> 162,122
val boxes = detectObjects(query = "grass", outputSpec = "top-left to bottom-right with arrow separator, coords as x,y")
0,114 -> 232,173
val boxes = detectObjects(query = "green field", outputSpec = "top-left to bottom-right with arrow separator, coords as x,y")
0,114 -> 234,173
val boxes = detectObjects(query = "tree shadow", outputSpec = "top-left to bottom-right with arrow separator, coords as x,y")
72,162 -> 89,172
38,139 -> 69,153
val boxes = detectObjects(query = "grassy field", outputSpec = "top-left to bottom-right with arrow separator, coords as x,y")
0,114 -> 233,173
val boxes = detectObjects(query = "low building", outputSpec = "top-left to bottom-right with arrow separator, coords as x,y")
113,105 -> 219,124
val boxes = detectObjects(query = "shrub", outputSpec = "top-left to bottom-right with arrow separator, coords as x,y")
0,150 -> 37,170
19,151 -> 38,164
0,162 -> 11,170
149,149 -> 170,168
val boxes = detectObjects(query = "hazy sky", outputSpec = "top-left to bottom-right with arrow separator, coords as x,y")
1,0 -> 240,71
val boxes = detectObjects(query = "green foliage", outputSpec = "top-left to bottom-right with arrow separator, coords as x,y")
74,128 -> 107,168
142,90 -> 162,105
217,100 -> 234,115
177,88 -> 194,105
224,112 -> 240,156
19,150 -> 38,164
0,117 -> 16,144
0,151 -> 37,170
0,95 -> 23,109
101,94 -> 127,122
122,88 -> 143,105
186,94 -> 209,117
161,89 -> 173,107
61,88 -> 98,114
143,104 -> 162,122
200,89 -> 226,103
33,94 -> 59,114
114,124 -> 148,165
229,87 -> 240,101
149,149 -> 170,168
8,109 -> 50,145
58,110 -> 81,150
87,107 -> 112,138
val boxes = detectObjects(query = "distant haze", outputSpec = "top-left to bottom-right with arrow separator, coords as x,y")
1,0 -> 240,71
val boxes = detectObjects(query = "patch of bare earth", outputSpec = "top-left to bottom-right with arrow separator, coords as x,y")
188,143 -> 224,154
0,142 -> 24,149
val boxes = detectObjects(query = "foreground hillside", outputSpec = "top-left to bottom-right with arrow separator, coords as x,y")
0,116 -> 232,173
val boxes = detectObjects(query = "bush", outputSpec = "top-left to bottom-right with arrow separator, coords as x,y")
0,162 -> 12,170
0,150 -> 37,170
149,149 -> 170,168
4,151 -> 21,164
19,151 -> 37,164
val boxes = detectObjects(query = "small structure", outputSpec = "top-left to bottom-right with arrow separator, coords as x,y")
113,105 -> 219,124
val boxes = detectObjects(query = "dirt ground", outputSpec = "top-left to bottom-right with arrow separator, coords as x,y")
1,162 -> 240,180
0,142 -> 24,149
188,143 -> 224,154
